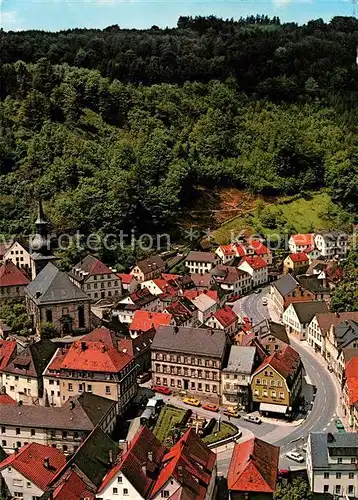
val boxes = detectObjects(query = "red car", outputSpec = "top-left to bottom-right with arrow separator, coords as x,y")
151,385 -> 172,395
202,403 -> 219,412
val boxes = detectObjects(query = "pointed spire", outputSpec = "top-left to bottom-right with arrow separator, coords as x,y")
36,198 -> 46,225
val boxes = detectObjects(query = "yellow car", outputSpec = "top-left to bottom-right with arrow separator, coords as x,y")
223,407 -> 240,418
183,397 -> 201,407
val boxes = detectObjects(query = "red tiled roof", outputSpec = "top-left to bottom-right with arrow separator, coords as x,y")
84,327 -> 116,346
98,426 -> 165,496
227,438 -> 279,493
0,261 -> 30,287
253,345 -> 301,379
288,253 -> 309,264
151,428 -> 216,500
0,392 -> 17,405
232,243 -> 246,257
316,312 -> 358,336
52,470 -> 94,500
61,341 -> 133,373
303,246 -> 315,254
290,233 -> 314,246
117,273 -> 134,284
74,254 -> 113,276
250,240 -> 270,256
240,256 -> 267,270
183,290 -> 218,302
218,245 -> 236,256
214,306 -> 237,328
45,349 -> 68,373
129,310 -> 172,332
0,340 -> 17,371
0,443 -> 66,491
162,273 -> 180,281
345,357 -> 358,406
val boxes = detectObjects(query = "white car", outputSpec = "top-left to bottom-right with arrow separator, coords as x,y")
286,451 -> 305,463
244,415 -> 262,425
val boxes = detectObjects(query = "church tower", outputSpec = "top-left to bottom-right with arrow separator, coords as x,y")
30,199 -> 57,278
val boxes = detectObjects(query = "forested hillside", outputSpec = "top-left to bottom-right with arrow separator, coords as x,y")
1,15 -> 358,239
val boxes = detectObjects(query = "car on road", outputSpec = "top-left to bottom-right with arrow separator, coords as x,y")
335,419 -> 345,431
202,403 -> 219,412
262,297 -> 268,306
223,407 -> 240,418
151,385 -> 172,395
137,372 -> 151,384
254,288 -> 262,294
286,451 -> 305,463
244,415 -> 262,425
183,397 -> 201,407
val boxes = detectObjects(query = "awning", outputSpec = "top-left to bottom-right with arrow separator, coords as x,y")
260,403 -> 288,414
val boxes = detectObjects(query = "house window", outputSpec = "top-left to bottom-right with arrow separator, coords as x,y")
16,428 -> 20,435
338,458 -> 343,464
13,479 -> 23,487
31,429 -> 35,436
349,473 -> 354,479
62,431 -> 67,438
1,427 -> 5,433
78,305 -> 85,328
123,489 -> 128,495
324,472 -> 329,479
205,384 -> 210,392
46,309 -> 53,323
335,485 -> 341,494
349,485 -> 354,494
161,492 -> 170,498
87,384 -> 92,392
63,445 -> 68,452
2,440 -> 6,446
14,493 -> 23,498
16,442 -> 21,448
279,392 -> 284,399
336,473 -> 341,479
68,383 -> 73,392
323,485 -> 329,493
106,386 -> 111,394
113,488 -> 118,495
351,458 -> 356,464
118,476 -> 123,483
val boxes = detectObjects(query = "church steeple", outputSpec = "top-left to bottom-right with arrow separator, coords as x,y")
35,199 -> 48,237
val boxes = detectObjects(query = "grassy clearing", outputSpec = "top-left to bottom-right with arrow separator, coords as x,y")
203,421 -> 238,444
212,192 -> 350,244
153,406 -> 186,443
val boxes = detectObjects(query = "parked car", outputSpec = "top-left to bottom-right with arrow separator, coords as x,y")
223,407 -> 240,418
151,385 -> 172,395
202,403 -> 219,412
137,372 -> 151,384
183,397 -> 201,407
335,419 -> 345,430
286,451 -> 305,463
244,415 -> 262,425
262,297 -> 268,306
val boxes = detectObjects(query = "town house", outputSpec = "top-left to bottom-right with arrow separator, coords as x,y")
151,325 -> 228,402
314,230 -> 348,258
269,273 -> 313,317
185,251 -> 218,275
0,261 -> 30,302
113,288 -> 160,324
205,306 -> 238,336
250,344 -> 302,417
69,254 -> 122,301
307,312 -> 358,356
343,356 -> 358,431
130,255 -> 166,283
283,253 -> 309,274
288,233 -> 315,253
324,319 -> 358,382
251,319 -> 290,355
0,392 -> 117,455
238,256 -> 268,288
282,300 -> 328,341
211,265 -> 252,299
42,340 -> 138,414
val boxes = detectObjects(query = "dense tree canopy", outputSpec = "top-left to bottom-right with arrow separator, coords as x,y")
0,16 -> 358,242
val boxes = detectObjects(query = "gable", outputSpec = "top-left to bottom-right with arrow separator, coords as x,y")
252,365 -> 289,392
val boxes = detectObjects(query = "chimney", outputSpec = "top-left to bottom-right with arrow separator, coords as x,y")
44,457 -> 50,469
81,342 -> 87,351
35,291 -> 41,299
148,451 -> 153,462
102,345 -> 106,353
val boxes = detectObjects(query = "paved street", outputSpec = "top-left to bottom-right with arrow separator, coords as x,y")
232,286 -> 340,469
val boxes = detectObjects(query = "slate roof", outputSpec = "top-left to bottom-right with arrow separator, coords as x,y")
0,392 -> 115,430
297,275 -> 330,294
98,426 -> 165,496
315,312 -> 358,336
3,340 -> 57,378
25,262 -> 90,305
0,443 -> 66,491
309,432 -> 358,470
290,301 -> 328,325
252,319 -> 289,345
118,330 -> 153,358
185,251 -> 217,263
334,320 -> 358,350
0,261 -> 30,287
228,438 -> 279,493
190,273 -> 212,288
223,346 -> 256,374
152,325 -> 227,358
271,274 -> 298,297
